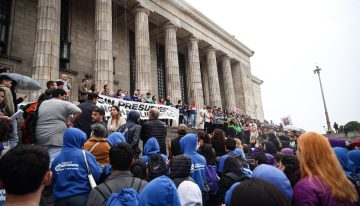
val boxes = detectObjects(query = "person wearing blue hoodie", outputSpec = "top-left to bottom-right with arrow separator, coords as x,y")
251,164 -> 293,201
138,175 -> 181,206
140,137 -> 168,164
333,147 -> 356,176
51,128 -> 102,206
180,133 -> 207,192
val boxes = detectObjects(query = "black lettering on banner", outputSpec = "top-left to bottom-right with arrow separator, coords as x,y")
138,104 -> 144,111
118,101 -> 126,107
125,103 -> 132,109
97,96 -> 105,104
132,104 -> 138,110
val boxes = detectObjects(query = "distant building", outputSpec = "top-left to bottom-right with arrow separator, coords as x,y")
0,0 -> 264,120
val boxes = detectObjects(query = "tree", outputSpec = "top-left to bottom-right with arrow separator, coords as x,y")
344,121 -> 360,132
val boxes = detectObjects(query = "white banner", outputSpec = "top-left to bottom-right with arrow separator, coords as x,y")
96,94 -> 179,121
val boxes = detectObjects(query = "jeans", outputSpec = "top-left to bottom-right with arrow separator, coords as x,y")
190,112 -> 196,128
46,146 -> 62,168
183,115 -> 188,125
55,193 -> 89,206
8,119 -> 18,148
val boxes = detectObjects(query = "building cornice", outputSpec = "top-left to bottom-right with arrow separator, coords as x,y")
252,75 -> 264,85
169,0 -> 255,57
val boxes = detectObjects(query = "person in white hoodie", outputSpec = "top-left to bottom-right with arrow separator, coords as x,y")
178,180 -> 202,206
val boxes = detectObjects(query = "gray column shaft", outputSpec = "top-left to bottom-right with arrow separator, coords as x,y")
206,48 -> 222,107
95,0 -> 113,90
135,7 -> 151,93
221,56 -> 236,111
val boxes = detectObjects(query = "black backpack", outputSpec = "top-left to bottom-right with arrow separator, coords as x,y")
147,153 -> 167,181
347,174 -> 360,198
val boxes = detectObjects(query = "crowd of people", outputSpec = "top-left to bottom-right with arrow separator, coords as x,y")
0,73 -> 359,206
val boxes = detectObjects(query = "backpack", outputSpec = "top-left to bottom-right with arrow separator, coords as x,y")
205,165 -> 219,195
147,153 -> 167,181
223,171 -> 249,185
95,177 -> 142,206
118,124 -> 129,139
21,101 -> 44,144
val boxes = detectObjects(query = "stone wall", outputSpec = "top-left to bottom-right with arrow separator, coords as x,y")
252,77 -> 264,121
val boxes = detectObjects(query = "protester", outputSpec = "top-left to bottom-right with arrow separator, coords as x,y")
107,105 -> 126,134
141,108 -> 167,155
144,92 -> 153,103
217,156 -> 249,205
0,75 -> 16,148
138,175 -> 181,206
131,90 -> 141,102
45,80 -> 57,98
119,110 -> 141,158
74,93 -> 98,138
278,155 -> 301,188
349,150 -> 360,176
176,100 -> 185,124
82,124 -> 113,167
57,74 -> 72,97
168,155 -> 193,187
293,132 -> 358,205
189,102 -> 197,128
254,152 -> 268,167
211,129 -> 226,156
78,78 -> 89,103
35,88 -> 82,163
51,128 -> 102,206
101,84 -> 113,97
251,164 -> 293,201
131,159 -> 147,180
89,84 -> 99,94
0,88 -> 9,119
180,133 -> 207,193
168,124 -> 188,160
140,137 -> 168,181
225,179 -> 291,206
0,145 -> 52,206
115,89 -> 125,99
91,107 -> 107,130
177,179 -> 203,206
123,90 -> 131,101
333,147 -> 356,176
87,142 -> 147,206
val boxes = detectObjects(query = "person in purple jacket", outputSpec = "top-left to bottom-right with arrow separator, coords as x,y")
293,132 -> 358,206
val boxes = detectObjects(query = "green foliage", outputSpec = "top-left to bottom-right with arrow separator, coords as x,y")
344,121 -> 360,132
338,125 -> 344,133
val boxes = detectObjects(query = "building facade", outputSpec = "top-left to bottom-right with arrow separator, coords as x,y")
0,0 -> 264,121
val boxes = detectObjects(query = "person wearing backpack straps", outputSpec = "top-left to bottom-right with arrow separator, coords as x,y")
168,155 -> 203,206
216,156 -> 249,205
140,137 -> 168,181
87,142 -> 147,206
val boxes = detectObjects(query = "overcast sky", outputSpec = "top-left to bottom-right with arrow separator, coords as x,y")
186,0 -> 360,133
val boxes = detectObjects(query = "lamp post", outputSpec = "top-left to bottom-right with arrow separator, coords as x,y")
314,66 -> 333,133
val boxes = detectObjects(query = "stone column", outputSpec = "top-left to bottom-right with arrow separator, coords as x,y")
134,7 -> 152,93
221,55 -> 236,111
187,36 -> 204,124
201,61 -> 210,106
206,47 -> 222,108
232,62 -> 246,111
32,0 -> 61,99
164,23 -> 181,103
95,0 -> 113,90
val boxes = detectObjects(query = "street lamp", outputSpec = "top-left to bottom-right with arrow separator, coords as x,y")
314,65 -> 333,133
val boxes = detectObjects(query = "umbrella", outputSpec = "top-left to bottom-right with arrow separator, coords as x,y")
0,73 -> 41,90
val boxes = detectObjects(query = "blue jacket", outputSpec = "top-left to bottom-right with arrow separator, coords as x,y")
138,175 -> 181,206
140,137 -> 167,164
349,150 -> 360,176
225,182 -> 240,206
218,148 -> 247,174
180,134 -> 207,191
107,132 -> 126,146
333,147 -> 356,176
251,164 -> 293,201
51,128 -> 102,200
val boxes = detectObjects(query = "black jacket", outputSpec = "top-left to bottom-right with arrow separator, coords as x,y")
123,111 -> 141,158
168,155 -> 192,188
74,101 -> 97,138
141,118 -> 167,155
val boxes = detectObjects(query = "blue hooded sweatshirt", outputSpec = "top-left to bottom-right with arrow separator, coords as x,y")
251,164 -> 293,201
225,182 -> 240,206
51,128 -> 102,200
180,133 -> 207,192
107,132 -> 126,146
218,148 -> 247,174
140,137 -> 167,164
349,150 -> 360,176
333,147 -> 356,176
138,175 -> 181,206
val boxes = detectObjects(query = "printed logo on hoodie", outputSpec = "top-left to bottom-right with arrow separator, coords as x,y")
54,161 -> 79,173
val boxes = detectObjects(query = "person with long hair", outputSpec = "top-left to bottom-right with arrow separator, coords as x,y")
211,129 -> 226,156
107,105 -> 126,134
293,132 -> 358,205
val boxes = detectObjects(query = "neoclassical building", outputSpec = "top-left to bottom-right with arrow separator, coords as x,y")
0,0 -> 264,121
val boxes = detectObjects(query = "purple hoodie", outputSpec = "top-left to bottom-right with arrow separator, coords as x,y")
293,176 -> 358,206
